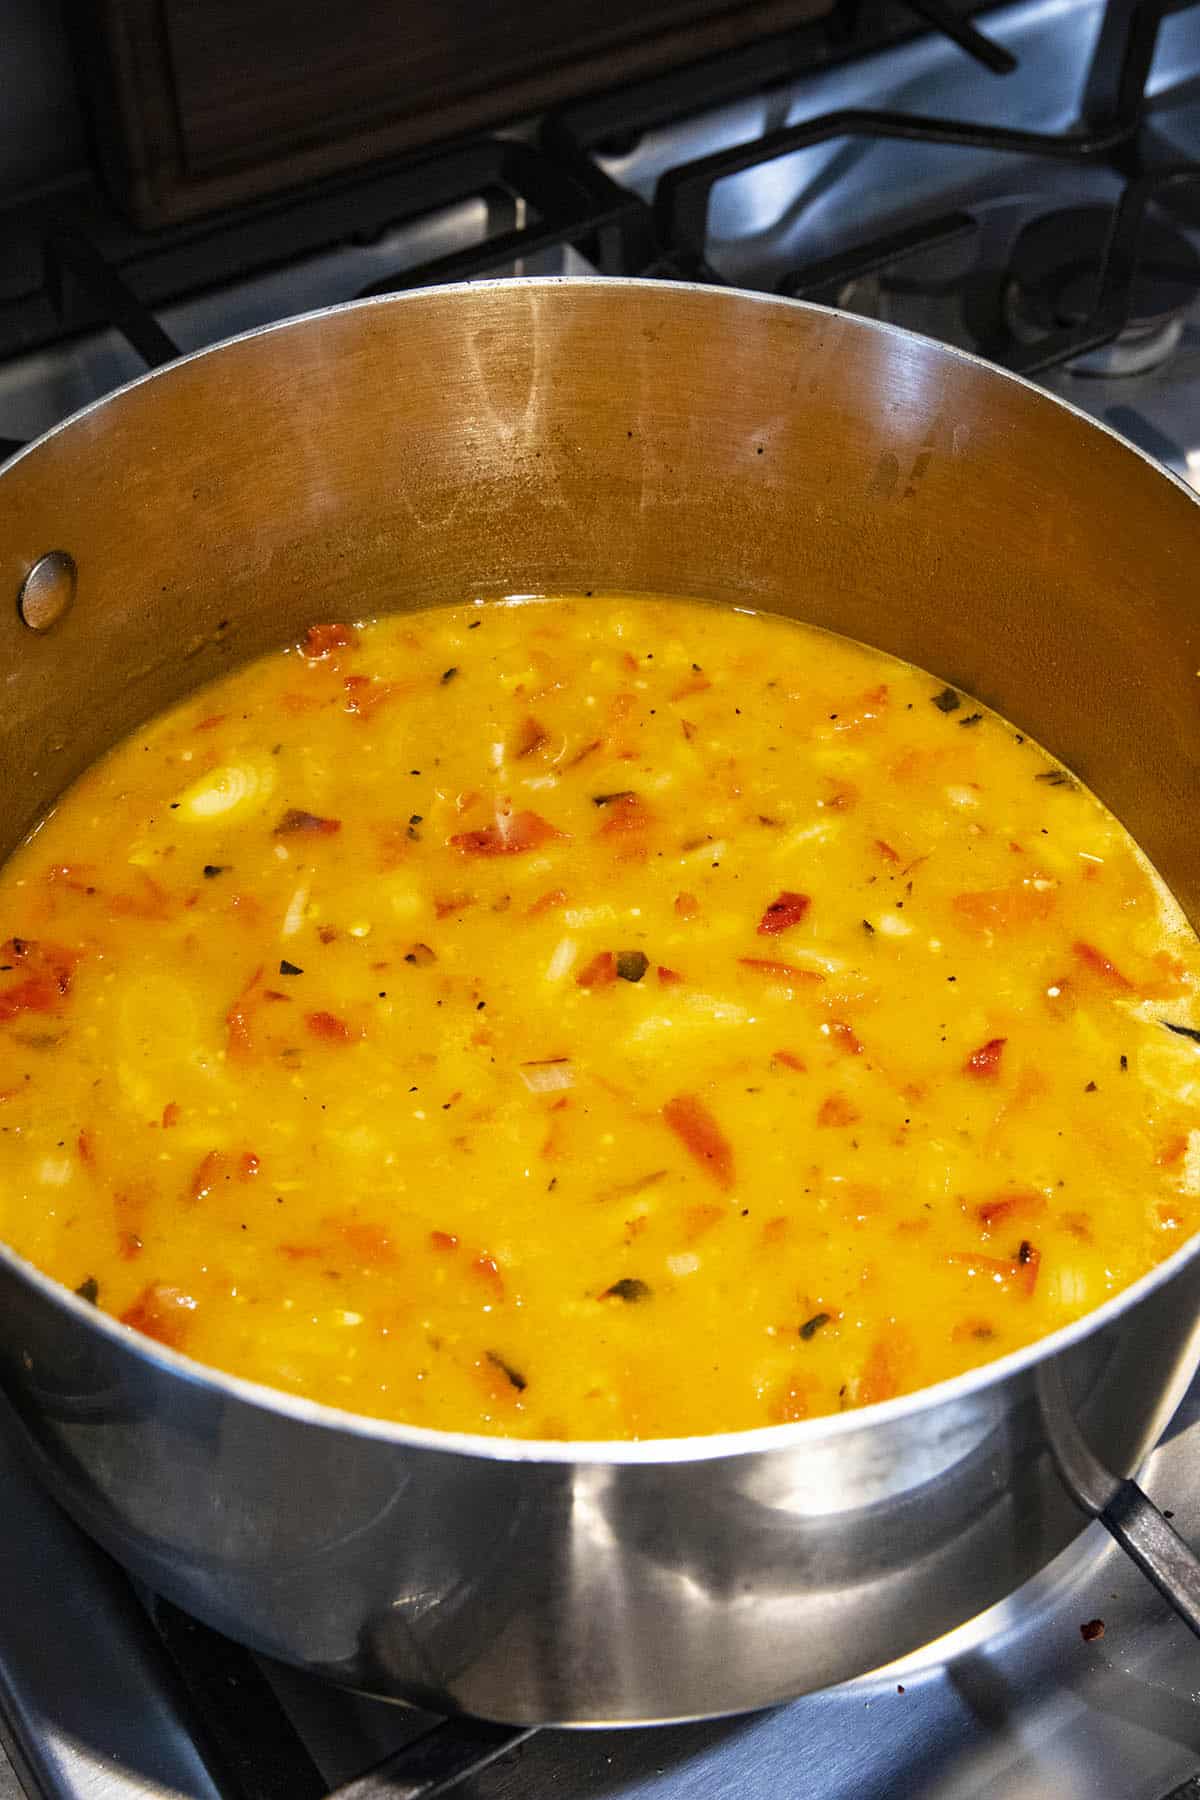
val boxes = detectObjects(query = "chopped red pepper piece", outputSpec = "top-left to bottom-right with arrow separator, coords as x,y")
113,1185 -> 148,1261
953,883 -> 1057,930
0,938 -> 79,1022
334,1219 -> 396,1264
1156,1135 -> 1190,1168
576,951 -> 616,989
964,1036 -> 1007,1077
120,1283 -> 196,1349
857,1331 -> 903,1405
757,891 -> 811,936
656,965 -> 683,985
1072,940 -> 1135,991
188,1149 -> 260,1204
974,1190 -> 1045,1228
343,673 -> 398,718
511,717 -> 549,758
828,1020 -> 864,1056
275,809 -> 341,835
662,1093 -> 734,1190
817,1093 -> 860,1127
528,888 -> 567,917
450,810 -> 565,855
738,956 -> 825,984
471,1253 -> 505,1298
0,977 -> 59,1021
306,1010 -> 353,1043
108,872 -> 171,920
597,795 -> 651,837
771,1049 -> 807,1071
189,1152 -> 226,1205
300,622 -> 357,658
225,965 -> 262,1058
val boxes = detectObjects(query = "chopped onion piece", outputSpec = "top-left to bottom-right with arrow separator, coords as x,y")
545,936 -> 578,982
667,1252 -> 701,1277
564,906 -> 618,929
281,885 -> 310,938
177,759 -> 276,821
519,1060 -> 575,1092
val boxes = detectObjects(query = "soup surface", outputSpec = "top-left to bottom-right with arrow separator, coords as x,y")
0,597 -> 1197,1439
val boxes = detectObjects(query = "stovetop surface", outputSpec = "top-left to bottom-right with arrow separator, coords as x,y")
3,0 -> 1200,1794
2,0 -> 1200,476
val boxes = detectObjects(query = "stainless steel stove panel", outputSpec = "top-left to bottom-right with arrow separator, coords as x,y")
596,0 -> 1200,476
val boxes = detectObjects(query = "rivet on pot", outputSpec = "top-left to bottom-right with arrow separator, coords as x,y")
18,551 -> 76,632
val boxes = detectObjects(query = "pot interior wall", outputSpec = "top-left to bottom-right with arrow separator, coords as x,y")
1,280 -> 1197,925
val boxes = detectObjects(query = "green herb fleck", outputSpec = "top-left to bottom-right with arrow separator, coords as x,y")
75,1276 -> 100,1305
279,960 -> 303,976
932,687 -> 960,713
616,950 -> 650,983
485,1350 -> 526,1390
601,1278 -> 651,1303
800,1311 -> 831,1340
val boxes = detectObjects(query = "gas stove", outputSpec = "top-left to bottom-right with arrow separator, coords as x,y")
2,1 -> 1200,1795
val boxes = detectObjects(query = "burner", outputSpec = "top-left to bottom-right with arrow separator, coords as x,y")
1003,205 -> 1200,378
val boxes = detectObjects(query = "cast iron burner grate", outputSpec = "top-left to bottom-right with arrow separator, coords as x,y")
144,1596 -> 532,1800
1003,202 -> 1200,374
602,0 -> 1200,374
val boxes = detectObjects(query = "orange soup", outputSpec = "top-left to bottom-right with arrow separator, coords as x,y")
0,596 -> 1196,1439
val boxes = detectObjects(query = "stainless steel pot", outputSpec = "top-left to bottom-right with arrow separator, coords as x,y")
1,278 -> 1199,1725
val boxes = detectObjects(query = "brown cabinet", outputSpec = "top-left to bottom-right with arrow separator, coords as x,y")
70,0 -> 836,227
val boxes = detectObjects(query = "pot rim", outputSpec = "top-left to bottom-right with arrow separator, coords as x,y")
4,274 -> 1199,1467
